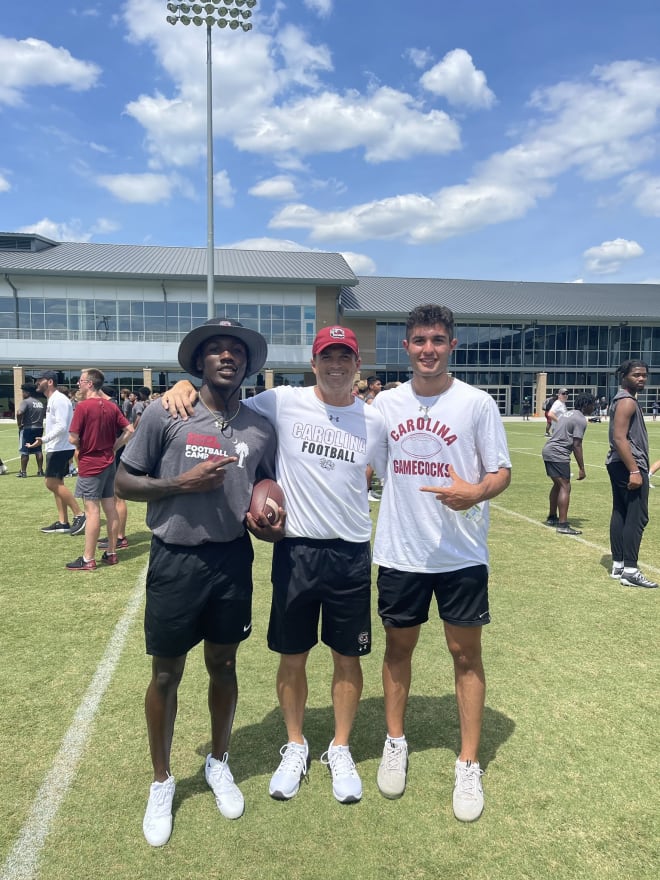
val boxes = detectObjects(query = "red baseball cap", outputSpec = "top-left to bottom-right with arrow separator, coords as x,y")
312,326 -> 360,357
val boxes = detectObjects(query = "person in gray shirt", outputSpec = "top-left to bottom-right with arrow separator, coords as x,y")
541,393 -> 595,535
116,319 -> 284,847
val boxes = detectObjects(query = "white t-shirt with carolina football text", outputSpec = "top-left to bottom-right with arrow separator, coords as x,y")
372,379 -> 511,573
245,386 -> 388,542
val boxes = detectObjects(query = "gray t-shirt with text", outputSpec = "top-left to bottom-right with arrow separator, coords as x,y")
120,401 -> 277,546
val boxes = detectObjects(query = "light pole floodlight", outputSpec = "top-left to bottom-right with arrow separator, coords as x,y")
165,0 -> 258,320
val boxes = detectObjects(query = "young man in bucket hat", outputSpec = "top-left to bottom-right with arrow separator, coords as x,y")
161,325 -> 388,805
115,319 -> 283,846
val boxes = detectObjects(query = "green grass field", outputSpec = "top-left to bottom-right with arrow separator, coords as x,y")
0,418 -> 658,880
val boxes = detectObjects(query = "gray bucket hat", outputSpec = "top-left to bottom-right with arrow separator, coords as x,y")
178,319 -> 268,378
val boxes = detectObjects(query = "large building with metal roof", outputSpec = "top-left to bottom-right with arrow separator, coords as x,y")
1,231 -> 659,416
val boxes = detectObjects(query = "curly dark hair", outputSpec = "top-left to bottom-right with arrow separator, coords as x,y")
405,304 -> 455,340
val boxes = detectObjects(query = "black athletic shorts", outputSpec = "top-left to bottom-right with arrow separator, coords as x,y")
45,450 -> 74,480
268,538 -> 372,657
145,532 -> 254,657
377,564 -> 490,628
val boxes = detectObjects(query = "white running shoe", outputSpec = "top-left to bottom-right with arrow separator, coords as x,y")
269,738 -> 310,800
320,741 -> 362,803
453,759 -> 484,822
205,753 -> 244,819
143,775 -> 175,847
377,737 -> 408,799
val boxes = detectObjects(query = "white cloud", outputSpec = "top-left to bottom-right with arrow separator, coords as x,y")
249,175 -> 300,200
405,47 -> 434,70
122,3 -> 459,171
17,219 -> 93,242
0,36 -> 100,106
225,236 -> 316,251
96,172 -> 179,204
214,170 -> 235,208
274,24 -> 333,90
420,49 -> 496,109
0,173 -> 11,193
627,174 -> 660,216
222,235 -> 375,274
270,59 -> 660,244
271,180 -> 543,243
91,218 -> 121,235
583,238 -> 644,275
236,87 -> 460,162
304,0 -> 333,16
340,251 -> 376,275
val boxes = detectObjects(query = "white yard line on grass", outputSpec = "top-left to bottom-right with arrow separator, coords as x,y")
491,501 -> 660,577
1,565 -> 147,880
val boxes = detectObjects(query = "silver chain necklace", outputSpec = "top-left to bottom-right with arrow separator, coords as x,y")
198,395 -> 241,431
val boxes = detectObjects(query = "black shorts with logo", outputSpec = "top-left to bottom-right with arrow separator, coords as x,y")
377,564 -> 490,628
268,538 -> 372,657
145,532 -> 254,657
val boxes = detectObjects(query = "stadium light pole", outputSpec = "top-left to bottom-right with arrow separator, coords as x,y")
166,2 -> 257,320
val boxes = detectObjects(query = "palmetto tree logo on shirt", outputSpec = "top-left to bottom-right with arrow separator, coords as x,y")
233,440 -> 249,468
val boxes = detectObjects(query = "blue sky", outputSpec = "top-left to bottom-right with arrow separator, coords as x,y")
1,0 -> 660,283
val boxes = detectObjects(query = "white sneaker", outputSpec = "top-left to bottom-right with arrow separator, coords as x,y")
453,759 -> 484,822
205,753 -> 244,819
269,738 -> 310,800
320,741 -> 362,803
377,737 -> 408,799
610,563 -> 624,580
143,775 -> 175,847
368,491 -> 381,502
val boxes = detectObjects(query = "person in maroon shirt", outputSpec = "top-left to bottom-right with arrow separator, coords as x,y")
66,368 -> 133,570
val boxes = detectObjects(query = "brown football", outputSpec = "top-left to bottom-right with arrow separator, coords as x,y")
249,478 -> 285,525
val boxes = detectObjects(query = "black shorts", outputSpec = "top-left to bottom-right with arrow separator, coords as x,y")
544,459 -> 570,480
145,532 -> 254,657
45,450 -> 74,480
268,538 -> 372,657
377,564 -> 490,628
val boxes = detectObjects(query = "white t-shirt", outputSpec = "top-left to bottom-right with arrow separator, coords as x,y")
548,399 -> 567,421
245,386 -> 388,542
372,379 -> 511,573
42,390 -> 75,453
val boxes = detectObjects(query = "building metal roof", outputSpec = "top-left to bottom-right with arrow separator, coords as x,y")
342,276 -> 660,322
2,233 -> 659,322
0,235 -> 357,286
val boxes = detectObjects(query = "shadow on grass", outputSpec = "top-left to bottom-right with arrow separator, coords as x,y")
172,695 -> 515,810
111,529 -> 153,561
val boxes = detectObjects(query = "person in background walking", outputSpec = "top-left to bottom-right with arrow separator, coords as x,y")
541,393 -> 596,535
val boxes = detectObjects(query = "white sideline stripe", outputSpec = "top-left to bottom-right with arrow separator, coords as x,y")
1,565 -> 147,880
491,502 -> 660,577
